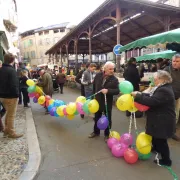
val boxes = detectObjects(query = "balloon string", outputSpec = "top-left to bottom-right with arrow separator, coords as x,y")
155,153 -> 178,180
104,94 -> 111,131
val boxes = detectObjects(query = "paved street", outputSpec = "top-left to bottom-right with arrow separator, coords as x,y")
32,87 -> 180,180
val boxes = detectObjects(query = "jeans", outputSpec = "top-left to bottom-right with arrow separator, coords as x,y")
84,85 -> 93,99
0,98 -> 18,134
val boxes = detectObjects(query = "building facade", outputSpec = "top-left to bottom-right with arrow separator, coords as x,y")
0,0 -> 18,61
19,23 -> 71,66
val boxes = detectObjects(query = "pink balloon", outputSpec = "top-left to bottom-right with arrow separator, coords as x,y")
76,102 -> 85,115
107,138 -> 119,149
63,108 -> 68,116
111,143 -> 128,158
28,92 -> 35,98
120,133 -> 133,146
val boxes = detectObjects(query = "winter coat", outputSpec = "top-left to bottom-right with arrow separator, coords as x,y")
37,72 -> 53,96
56,73 -> 66,84
93,72 -> 119,111
123,64 -> 140,91
19,76 -> 28,89
0,64 -> 19,98
134,84 -> 176,139
75,70 -> 85,96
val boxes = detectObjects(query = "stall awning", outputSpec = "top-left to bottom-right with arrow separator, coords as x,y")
135,50 -> 176,62
120,28 -> 180,52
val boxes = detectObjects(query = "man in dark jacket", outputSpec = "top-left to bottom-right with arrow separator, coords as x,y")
123,57 -> 140,91
0,53 -> 23,138
89,62 -> 119,142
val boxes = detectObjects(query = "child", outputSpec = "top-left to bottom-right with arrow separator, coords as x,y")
19,70 -> 29,107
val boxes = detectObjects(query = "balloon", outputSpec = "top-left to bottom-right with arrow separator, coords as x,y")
66,103 -> 77,115
45,95 -> 51,101
76,102 -> 85,115
139,132 -> 152,142
33,97 -> 38,103
49,99 -> 55,105
27,86 -> 36,93
74,110 -> 79,115
119,81 -> 134,94
136,133 -> 152,154
82,100 -> 91,114
107,138 -> 119,149
56,105 -> 66,116
116,94 -> 133,111
67,115 -> 74,120
54,111 -> 59,117
124,148 -> 138,164
34,92 -> 40,99
35,86 -> 43,95
109,131 -> 120,140
134,102 -> 150,112
48,104 -> 54,112
97,115 -> 109,130
46,100 -> 50,107
50,107 -> 56,116
120,133 -> 133,146
38,96 -> 45,105
26,79 -> 35,86
88,99 -> 99,113
28,92 -> 35,98
76,96 -> 86,104
128,103 -> 138,113
63,107 -> 68,116
111,143 -> 128,158
136,149 -> 151,160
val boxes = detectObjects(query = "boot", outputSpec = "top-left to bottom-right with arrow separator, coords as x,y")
7,132 -> 23,138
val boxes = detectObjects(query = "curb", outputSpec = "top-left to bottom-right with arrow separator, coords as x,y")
19,108 -> 41,180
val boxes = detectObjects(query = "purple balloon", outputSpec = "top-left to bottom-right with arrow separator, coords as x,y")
107,138 -> 119,149
120,133 -> 133,146
33,97 -> 38,103
111,143 -> 128,158
97,115 -> 109,130
50,107 -> 56,116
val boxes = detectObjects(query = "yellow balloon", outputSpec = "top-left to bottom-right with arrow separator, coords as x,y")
136,134 -> 152,154
26,79 -> 35,86
66,103 -> 76,115
36,86 -> 43,95
109,131 -> 121,140
139,132 -> 152,142
116,94 -> 133,111
67,115 -> 74,120
76,96 -> 86,104
49,99 -> 55,105
38,96 -> 45,105
88,99 -> 99,113
56,105 -> 66,116
128,103 -> 138,113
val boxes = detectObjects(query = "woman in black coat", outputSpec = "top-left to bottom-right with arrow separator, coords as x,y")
132,70 -> 176,166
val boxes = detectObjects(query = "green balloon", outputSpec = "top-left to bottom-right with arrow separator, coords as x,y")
27,86 -> 36,93
74,110 -> 79,115
119,81 -> 134,94
82,100 -> 91,114
136,149 -> 151,160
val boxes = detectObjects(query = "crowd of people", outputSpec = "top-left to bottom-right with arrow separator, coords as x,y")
0,52 -> 180,167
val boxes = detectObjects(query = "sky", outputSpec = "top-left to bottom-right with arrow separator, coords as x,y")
16,0 -> 106,33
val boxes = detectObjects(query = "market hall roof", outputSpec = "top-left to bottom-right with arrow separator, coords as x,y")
45,0 -> 180,55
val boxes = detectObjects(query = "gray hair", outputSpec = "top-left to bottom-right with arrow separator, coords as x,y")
154,70 -> 172,84
172,54 -> 180,60
104,61 -> 115,69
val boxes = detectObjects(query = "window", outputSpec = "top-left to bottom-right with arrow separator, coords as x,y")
60,29 -> 65,33
31,51 -> 36,59
54,29 -> 59,33
27,52 -> 30,58
39,39 -> 43,45
44,31 -> 49,35
29,39 -> 33,46
39,32 -> 43,36
45,38 -> 51,45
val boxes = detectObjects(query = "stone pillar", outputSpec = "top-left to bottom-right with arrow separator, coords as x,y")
164,16 -> 170,31
60,47 -> 63,67
89,27 -> 92,62
116,2 -> 121,73
74,39 -> 78,74
66,45 -> 69,68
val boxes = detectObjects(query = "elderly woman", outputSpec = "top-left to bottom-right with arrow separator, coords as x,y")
132,70 -> 176,166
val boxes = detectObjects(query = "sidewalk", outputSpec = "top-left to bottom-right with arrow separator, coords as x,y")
0,105 -> 28,180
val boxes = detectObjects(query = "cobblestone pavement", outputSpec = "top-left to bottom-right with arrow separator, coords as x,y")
0,105 -> 28,180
